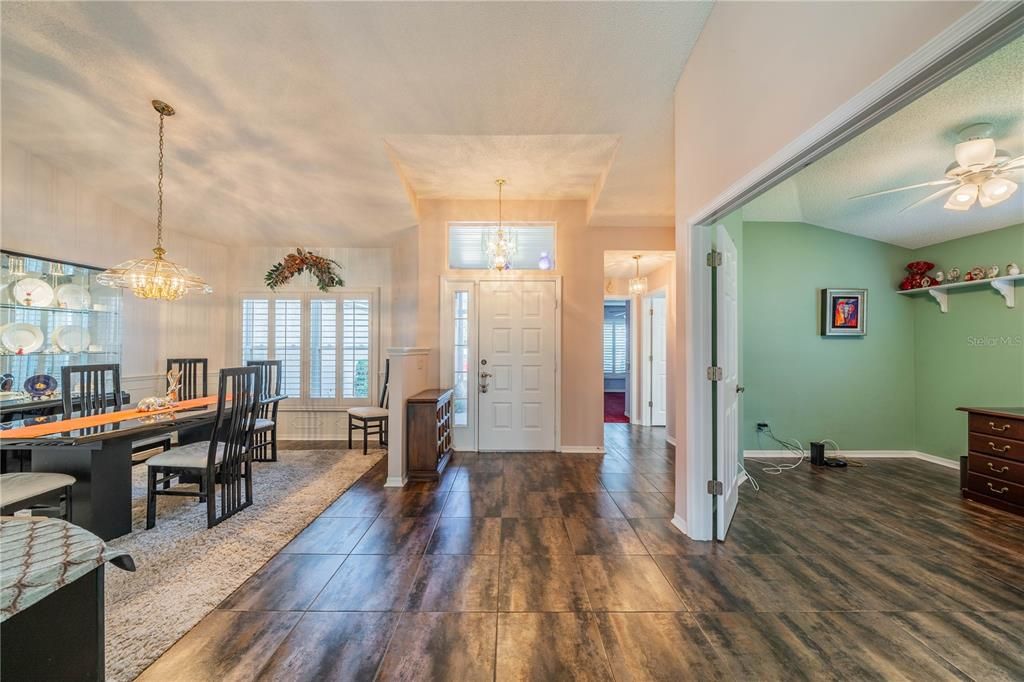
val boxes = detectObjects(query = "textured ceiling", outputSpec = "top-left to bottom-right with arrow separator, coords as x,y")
604,250 -> 674,279
385,135 -> 620,201
744,35 -> 1024,249
1,2 -> 711,246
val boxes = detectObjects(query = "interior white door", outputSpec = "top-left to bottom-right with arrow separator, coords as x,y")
715,224 -> 740,540
650,296 -> 667,426
478,280 -> 557,451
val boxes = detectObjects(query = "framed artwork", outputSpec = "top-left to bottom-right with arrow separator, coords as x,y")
820,288 -> 867,336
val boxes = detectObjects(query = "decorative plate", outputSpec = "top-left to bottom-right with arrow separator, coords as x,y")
0,373 -> 14,391
11,277 -> 54,307
52,325 -> 91,353
0,323 -> 45,354
54,283 -> 92,310
23,374 -> 57,398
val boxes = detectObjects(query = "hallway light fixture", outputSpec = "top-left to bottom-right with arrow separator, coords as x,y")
485,178 -> 517,271
97,100 -> 212,301
628,255 -> 647,296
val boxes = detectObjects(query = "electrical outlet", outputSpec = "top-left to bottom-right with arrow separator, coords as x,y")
756,422 -> 769,432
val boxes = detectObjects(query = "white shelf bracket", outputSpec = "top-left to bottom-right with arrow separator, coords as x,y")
927,288 -> 948,313
991,279 -> 1015,308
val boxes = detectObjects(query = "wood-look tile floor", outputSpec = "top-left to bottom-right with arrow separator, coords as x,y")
139,425 -> 1024,681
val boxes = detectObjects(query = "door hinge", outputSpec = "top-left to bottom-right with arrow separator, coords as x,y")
648,400 -> 653,408
707,480 -> 724,496
706,250 -> 722,267
706,366 -> 723,381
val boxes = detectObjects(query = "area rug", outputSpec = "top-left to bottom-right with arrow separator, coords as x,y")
103,447 -> 384,682
604,391 -> 629,423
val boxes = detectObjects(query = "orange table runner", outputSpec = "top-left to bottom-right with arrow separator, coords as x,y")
0,395 -> 220,440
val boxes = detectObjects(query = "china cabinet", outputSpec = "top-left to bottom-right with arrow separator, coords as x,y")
0,251 -> 123,416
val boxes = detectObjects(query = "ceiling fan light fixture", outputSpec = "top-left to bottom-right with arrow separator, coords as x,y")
979,177 -> 1017,208
954,138 -> 996,171
944,183 -> 978,211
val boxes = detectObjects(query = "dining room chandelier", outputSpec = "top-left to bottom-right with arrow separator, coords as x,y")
97,100 -> 212,301
628,255 -> 648,296
485,178 -> 517,271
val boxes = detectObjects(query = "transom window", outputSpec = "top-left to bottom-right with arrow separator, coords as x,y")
448,223 -> 556,270
240,291 -> 377,406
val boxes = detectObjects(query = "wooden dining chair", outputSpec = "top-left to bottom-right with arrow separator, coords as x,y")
61,364 -> 123,417
166,358 -> 208,400
245,360 -> 283,462
145,366 -> 262,529
347,359 -> 389,455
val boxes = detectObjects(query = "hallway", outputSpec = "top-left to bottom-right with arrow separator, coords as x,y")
140,425 -> 1024,680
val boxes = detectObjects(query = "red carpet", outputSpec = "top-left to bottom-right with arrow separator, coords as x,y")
604,392 -> 629,423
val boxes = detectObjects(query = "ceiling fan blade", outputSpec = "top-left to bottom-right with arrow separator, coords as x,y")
898,185 -> 958,213
849,178 -> 955,200
997,155 -> 1024,170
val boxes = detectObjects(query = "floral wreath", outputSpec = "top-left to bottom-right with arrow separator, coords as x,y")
265,248 -> 344,292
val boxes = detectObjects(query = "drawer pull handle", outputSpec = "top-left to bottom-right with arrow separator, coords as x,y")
987,462 -> 1010,474
988,442 -> 1013,453
987,482 -> 1009,495
989,422 -> 1011,432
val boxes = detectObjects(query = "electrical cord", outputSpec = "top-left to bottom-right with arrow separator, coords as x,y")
749,426 -> 806,474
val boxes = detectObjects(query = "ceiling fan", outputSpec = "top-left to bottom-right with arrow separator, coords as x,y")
850,123 -> 1023,212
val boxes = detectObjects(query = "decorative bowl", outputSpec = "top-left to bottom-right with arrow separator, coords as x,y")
23,374 -> 57,398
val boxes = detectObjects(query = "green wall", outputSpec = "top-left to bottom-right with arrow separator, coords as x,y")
910,223 -> 1024,459
741,221 -> 916,452
739,220 -> 1024,460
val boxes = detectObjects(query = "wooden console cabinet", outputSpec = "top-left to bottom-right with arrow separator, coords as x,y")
958,407 -> 1024,517
407,388 -> 453,481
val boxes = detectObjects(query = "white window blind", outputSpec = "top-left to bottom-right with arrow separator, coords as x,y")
452,290 -> 469,426
241,299 -> 270,363
342,298 -> 370,399
275,300 -> 302,398
309,299 -> 337,399
448,223 -> 555,270
603,317 -> 627,374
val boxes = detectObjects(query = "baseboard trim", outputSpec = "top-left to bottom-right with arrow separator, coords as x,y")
744,449 -> 958,469
384,475 -> 408,488
560,445 -> 605,454
670,514 -> 687,536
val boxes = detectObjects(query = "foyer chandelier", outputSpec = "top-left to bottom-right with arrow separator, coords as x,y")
628,255 -> 647,296
97,100 -> 212,301
485,179 -> 517,271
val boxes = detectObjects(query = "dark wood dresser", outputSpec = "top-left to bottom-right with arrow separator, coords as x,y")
406,388 -> 453,481
957,407 -> 1024,517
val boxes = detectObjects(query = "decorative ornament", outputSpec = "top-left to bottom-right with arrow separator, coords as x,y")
986,265 -> 1001,279
166,368 -> 182,402
537,251 -> 553,271
97,100 -> 212,301
964,266 -> 985,282
900,260 -> 936,290
265,248 -> 344,292
933,270 -> 945,283
138,396 -> 177,412
947,267 -> 961,283
1008,263 -> 1021,276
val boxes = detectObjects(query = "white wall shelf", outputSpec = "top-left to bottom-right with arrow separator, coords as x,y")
896,274 -> 1024,313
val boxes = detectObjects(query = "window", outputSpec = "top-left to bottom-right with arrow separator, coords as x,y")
448,223 -> 555,270
603,315 -> 627,374
452,291 -> 469,426
240,292 -> 376,405
342,298 -> 370,399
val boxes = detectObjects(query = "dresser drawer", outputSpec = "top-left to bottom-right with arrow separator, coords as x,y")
969,413 -> 1024,441
968,453 -> 1024,486
968,433 -> 1024,462
966,473 -> 1024,507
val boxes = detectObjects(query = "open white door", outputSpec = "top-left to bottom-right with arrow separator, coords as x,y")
715,224 -> 740,540
650,296 -> 667,426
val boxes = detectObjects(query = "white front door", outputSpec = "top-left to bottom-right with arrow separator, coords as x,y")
478,280 -> 557,451
715,224 -> 740,540
650,296 -> 667,426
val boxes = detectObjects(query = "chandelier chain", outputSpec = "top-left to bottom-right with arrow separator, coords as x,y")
156,112 -> 165,250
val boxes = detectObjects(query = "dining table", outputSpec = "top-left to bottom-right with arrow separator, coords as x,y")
0,396 -> 230,540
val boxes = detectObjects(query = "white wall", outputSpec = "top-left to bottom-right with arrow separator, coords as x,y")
2,141 -> 231,400
671,0 -> 978,532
